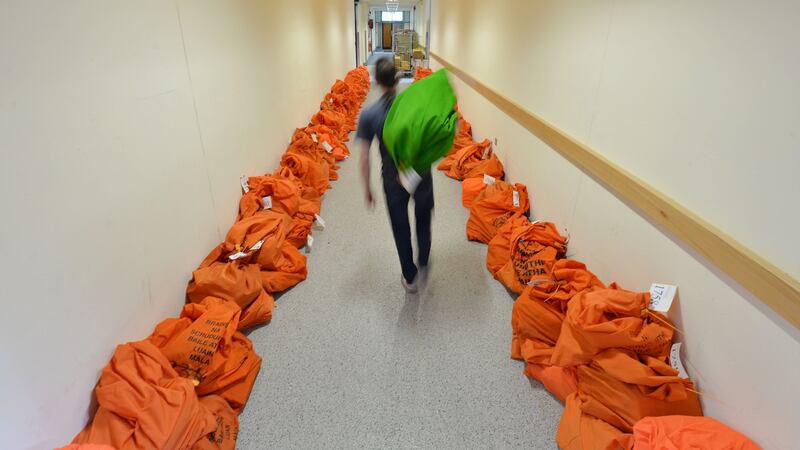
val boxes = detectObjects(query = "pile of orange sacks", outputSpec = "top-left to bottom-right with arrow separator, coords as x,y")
424,63 -> 760,449
62,66 -> 371,450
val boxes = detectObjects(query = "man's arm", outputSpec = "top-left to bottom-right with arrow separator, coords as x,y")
355,110 -> 375,207
358,137 -> 374,207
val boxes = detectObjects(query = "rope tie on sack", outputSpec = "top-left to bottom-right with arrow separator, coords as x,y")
542,281 -> 565,303
640,308 -> 685,336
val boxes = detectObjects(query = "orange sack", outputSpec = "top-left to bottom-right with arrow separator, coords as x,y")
557,392 -> 634,450
200,210 -> 307,293
450,135 -> 475,156
187,261 -> 263,308
310,109 -> 348,141
510,261 -> 602,402
199,210 -> 293,274
238,175 -> 301,221
414,67 -> 433,81
524,361 -> 578,403
454,148 -> 504,180
316,130 -> 350,161
458,113 -> 473,138
291,128 -> 340,178
466,181 -> 530,243
551,285 -> 674,367
192,395 -> 239,450
319,133 -> 350,163
258,241 -> 308,293
285,195 -> 321,249
632,416 -> 760,450
486,217 -> 567,293
148,298 -> 261,413
72,341 -> 216,450
186,261 -> 274,330
321,90 -> 355,127
273,166 -> 323,211
453,115 -> 474,147
305,123 -> 348,151
576,349 -> 702,433
444,139 -> 501,180
438,133 -> 485,172
237,289 -> 274,331
148,298 -> 239,384
281,151 -> 330,195
323,80 -> 359,124
193,334 -> 260,415
461,176 -> 490,209
512,260 -> 604,349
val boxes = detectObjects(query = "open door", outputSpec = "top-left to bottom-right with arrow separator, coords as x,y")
382,23 -> 393,50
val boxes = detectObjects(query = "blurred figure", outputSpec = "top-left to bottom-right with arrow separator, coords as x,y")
356,58 -> 433,293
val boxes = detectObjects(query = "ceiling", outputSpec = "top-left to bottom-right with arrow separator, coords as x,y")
364,0 -> 420,8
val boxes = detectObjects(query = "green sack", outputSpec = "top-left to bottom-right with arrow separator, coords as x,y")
383,69 -> 458,172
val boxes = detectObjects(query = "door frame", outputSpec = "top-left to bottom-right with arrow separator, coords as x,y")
354,1 -> 360,66
426,0 -> 432,60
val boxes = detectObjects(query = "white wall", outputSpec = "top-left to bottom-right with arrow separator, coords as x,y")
0,1 -> 354,448
431,0 -> 800,448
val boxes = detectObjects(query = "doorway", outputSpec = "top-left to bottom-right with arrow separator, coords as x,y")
382,23 -> 393,50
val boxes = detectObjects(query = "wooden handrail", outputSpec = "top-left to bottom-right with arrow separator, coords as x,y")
431,51 -> 800,329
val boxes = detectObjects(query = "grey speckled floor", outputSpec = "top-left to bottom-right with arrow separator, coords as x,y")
237,84 -> 562,450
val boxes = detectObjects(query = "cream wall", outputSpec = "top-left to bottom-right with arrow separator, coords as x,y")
431,0 -> 800,448
0,1 -> 354,448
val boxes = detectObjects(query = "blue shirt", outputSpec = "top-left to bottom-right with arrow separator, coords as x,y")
356,92 -> 398,180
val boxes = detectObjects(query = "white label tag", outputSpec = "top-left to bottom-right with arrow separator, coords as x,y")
262,196 -> 273,210
228,251 -> 248,261
527,279 -> 550,286
483,174 -> 496,185
311,133 -> 318,143
399,168 -> 423,194
305,235 -> 314,253
669,343 -> 690,379
513,191 -> 520,208
481,145 -> 491,160
329,97 -> 334,104
313,214 -> 326,230
322,141 -> 334,153
250,240 -> 264,251
240,175 -> 249,193
649,283 -> 677,312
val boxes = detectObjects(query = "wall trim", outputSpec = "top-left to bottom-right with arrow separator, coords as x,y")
431,51 -> 800,329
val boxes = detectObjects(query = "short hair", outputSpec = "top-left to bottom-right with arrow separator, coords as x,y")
375,57 -> 398,88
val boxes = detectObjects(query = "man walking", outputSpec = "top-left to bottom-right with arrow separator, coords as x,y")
356,58 -> 433,293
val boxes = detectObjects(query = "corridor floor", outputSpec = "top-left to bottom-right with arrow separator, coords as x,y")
237,85 -> 563,449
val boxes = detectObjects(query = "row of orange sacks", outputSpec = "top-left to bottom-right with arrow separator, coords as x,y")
60,66 -> 372,450
417,66 -> 760,450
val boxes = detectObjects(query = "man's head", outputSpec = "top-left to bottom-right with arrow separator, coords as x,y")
375,57 -> 398,91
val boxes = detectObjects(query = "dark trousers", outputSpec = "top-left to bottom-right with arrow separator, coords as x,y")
383,171 -> 434,283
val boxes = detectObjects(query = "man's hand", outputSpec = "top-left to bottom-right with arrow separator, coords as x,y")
364,186 -> 375,208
